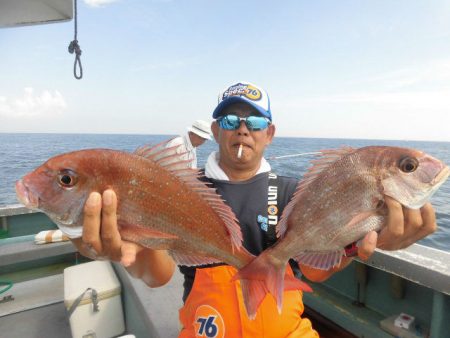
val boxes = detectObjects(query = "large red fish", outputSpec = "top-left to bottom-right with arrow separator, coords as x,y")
15,141 -> 310,319
235,146 -> 449,314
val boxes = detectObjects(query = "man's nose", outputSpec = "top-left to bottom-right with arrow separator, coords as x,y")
237,120 -> 249,135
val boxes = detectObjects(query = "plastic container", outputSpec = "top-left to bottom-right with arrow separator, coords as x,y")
64,261 -> 125,338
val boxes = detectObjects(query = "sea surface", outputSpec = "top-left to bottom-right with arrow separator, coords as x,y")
0,133 -> 449,251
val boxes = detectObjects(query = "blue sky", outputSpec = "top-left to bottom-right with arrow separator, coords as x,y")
1,0 -> 450,141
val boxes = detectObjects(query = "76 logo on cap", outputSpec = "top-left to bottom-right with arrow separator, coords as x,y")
223,83 -> 262,101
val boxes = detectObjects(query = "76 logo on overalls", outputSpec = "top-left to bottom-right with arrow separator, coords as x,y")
194,305 -> 225,338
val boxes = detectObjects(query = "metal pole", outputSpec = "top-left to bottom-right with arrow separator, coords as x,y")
268,152 -> 322,160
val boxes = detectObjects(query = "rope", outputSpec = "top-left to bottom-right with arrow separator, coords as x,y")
68,0 -> 83,79
0,280 -> 13,295
67,288 -> 100,317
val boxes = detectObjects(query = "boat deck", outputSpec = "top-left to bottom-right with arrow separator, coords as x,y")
0,274 -> 70,337
0,265 -> 184,338
0,302 -> 71,338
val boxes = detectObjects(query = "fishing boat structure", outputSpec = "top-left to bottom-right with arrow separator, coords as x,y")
1,204 -> 449,338
0,0 -> 73,28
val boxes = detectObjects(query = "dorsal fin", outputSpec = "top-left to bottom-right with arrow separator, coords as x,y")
276,147 -> 356,239
134,137 -> 192,166
134,139 -> 243,251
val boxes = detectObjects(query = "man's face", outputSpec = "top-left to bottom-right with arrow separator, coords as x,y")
212,102 -> 275,171
189,132 -> 207,147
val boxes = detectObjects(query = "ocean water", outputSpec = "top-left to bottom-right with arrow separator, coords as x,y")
0,133 -> 449,251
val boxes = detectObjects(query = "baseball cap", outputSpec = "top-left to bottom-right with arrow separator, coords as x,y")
212,82 -> 272,121
187,120 -> 212,140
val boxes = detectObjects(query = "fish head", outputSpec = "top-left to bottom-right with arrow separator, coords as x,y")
15,150 -> 103,238
381,148 -> 449,209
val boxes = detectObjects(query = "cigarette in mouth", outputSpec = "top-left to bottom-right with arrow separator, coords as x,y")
237,144 -> 243,159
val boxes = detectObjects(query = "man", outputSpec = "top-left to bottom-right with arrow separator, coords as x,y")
166,119 -> 212,168
72,82 -> 437,337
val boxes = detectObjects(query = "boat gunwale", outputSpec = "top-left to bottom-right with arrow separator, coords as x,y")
2,204 -> 449,295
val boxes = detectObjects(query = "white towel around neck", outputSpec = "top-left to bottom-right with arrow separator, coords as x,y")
204,151 -> 271,181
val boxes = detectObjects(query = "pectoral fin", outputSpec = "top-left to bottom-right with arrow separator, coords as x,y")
294,251 -> 344,270
118,220 -> 178,239
169,251 -> 222,266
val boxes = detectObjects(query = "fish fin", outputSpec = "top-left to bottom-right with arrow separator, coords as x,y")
294,251 -> 344,270
170,251 -> 222,266
134,138 -> 189,163
119,221 -> 178,239
135,139 -> 243,252
346,211 -> 379,228
318,211 -> 380,246
284,274 -> 309,291
340,211 -> 381,239
276,146 -> 356,239
239,279 -> 268,320
178,186 -> 242,253
233,251 -> 312,317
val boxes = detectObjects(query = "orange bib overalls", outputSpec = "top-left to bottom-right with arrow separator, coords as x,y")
179,265 -> 319,338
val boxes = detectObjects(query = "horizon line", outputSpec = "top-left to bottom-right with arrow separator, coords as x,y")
0,132 -> 448,143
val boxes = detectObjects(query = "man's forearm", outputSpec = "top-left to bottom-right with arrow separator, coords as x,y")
300,256 -> 353,283
125,249 -> 176,287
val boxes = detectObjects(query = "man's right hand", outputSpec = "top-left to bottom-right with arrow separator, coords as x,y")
71,189 -> 176,287
71,190 -> 142,266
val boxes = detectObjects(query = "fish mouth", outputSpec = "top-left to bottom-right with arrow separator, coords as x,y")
15,179 -> 39,209
432,165 -> 450,185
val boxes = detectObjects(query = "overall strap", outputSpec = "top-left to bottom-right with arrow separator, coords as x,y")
266,172 -> 280,247
267,173 -> 304,278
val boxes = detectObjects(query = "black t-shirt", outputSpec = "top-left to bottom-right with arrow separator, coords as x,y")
179,172 -> 298,302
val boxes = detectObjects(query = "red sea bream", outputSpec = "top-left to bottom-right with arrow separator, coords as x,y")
15,141 -> 310,319
235,146 -> 449,314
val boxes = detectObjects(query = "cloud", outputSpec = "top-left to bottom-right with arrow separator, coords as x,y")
352,58 -> 450,90
278,58 -> 450,120
287,88 -> 450,107
274,86 -> 450,141
278,88 -> 450,126
0,88 -> 67,118
83,0 -> 120,8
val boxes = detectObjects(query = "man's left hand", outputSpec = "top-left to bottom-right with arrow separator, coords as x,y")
357,196 -> 437,260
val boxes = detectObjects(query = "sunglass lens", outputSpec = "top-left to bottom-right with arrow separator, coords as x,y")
246,116 -> 268,130
219,115 -> 240,130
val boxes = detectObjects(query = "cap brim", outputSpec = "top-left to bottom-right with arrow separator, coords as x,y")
187,127 -> 212,140
212,97 -> 271,120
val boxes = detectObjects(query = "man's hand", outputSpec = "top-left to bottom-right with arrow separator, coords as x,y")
71,189 -> 176,287
357,196 -> 437,259
71,190 -> 142,266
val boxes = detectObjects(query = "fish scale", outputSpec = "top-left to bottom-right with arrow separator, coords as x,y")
104,150 -> 243,262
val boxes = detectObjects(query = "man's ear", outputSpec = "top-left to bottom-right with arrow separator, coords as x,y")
211,121 -> 220,142
266,124 -> 275,145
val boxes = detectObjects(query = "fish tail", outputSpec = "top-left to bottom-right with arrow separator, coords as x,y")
239,279 -> 267,320
233,251 -> 312,318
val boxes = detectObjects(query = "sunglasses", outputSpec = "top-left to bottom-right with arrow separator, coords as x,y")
217,114 -> 271,131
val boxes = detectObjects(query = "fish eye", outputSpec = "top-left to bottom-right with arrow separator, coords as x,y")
399,157 -> 419,173
57,170 -> 78,188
